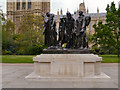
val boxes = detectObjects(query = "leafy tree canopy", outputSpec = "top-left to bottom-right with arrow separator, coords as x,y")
92,2 -> 120,57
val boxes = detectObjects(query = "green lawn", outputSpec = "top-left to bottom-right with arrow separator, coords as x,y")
1,55 -> 35,63
0,55 -> 120,63
99,55 -> 120,63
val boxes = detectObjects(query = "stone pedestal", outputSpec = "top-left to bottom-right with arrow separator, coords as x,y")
43,48 -> 91,54
26,54 -> 110,79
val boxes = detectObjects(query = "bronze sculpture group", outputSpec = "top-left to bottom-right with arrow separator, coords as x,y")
42,11 -> 91,50
42,12 -> 57,47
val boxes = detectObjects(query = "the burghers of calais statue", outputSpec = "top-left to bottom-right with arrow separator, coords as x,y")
65,11 -> 75,49
50,14 -> 57,46
42,11 -> 91,51
58,16 -> 66,47
76,11 -> 91,49
42,12 -> 57,48
58,12 -> 75,49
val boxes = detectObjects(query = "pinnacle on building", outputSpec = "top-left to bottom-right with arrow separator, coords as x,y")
79,0 -> 86,13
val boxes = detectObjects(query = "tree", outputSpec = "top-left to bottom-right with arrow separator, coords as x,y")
2,20 -> 15,54
1,12 -> 45,55
0,9 -> 3,55
0,9 -> 15,54
86,32 -> 93,48
15,14 -> 44,55
92,2 -> 120,58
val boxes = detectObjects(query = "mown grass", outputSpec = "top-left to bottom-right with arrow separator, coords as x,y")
1,55 -> 35,63
99,55 -> 120,63
1,55 -> 120,63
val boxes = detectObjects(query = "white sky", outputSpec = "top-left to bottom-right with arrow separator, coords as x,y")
0,0 -> 120,14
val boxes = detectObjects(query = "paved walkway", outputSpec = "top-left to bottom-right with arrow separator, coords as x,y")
2,63 -> 119,88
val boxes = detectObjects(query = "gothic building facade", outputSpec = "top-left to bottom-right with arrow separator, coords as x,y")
7,0 -> 50,34
56,1 -> 106,35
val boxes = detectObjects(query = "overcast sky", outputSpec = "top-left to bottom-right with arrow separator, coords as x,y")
0,0 -> 120,14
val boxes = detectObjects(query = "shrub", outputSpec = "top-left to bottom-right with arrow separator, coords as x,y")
26,44 -> 45,55
2,50 -> 12,55
16,48 -> 25,55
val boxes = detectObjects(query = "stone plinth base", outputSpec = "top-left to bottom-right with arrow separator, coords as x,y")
43,49 -> 91,54
26,54 -> 110,79
25,72 -> 110,80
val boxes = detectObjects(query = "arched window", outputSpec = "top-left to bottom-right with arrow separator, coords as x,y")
17,0 -> 20,10
28,0 -> 32,9
22,0 -> 26,10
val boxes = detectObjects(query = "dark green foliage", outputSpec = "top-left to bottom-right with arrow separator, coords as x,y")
86,32 -> 93,45
23,44 -> 45,55
92,2 -> 120,57
2,20 -> 15,54
2,13 -> 45,55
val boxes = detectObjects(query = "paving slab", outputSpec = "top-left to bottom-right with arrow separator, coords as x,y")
2,63 -> 119,88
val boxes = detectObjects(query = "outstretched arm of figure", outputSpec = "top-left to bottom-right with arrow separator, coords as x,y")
86,16 -> 91,26
42,14 -> 46,22
42,14 -> 45,18
81,17 -> 86,32
42,27 -> 46,35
